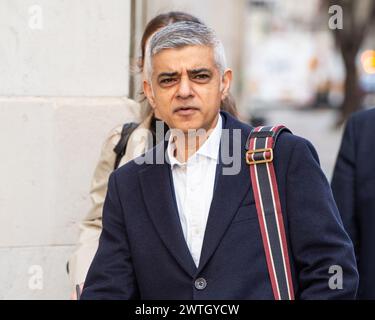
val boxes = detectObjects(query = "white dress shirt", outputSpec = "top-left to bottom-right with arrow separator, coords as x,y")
167,115 -> 222,267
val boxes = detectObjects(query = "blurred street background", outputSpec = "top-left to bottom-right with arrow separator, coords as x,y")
0,0 -> 374,299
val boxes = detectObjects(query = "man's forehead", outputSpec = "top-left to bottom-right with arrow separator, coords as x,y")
152,45 -> 216,72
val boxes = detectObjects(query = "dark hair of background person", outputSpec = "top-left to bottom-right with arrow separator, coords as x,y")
136,11 -> 238,118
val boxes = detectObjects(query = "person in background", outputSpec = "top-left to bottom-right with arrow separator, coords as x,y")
67,11 -> 238,299
331,108 -> 375,299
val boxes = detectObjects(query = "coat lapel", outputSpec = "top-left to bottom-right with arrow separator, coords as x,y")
138,142 -> 197,278
196,115 -> 253,274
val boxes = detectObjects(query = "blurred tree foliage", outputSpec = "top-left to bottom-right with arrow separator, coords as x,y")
326,0 -> 375,124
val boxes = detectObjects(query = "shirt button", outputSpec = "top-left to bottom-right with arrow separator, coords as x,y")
195,278 -> 207,290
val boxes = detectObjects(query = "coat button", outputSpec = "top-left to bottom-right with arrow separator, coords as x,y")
195,278 -> 207,290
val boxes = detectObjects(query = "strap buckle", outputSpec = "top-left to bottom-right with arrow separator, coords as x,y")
246,148 -> 273,165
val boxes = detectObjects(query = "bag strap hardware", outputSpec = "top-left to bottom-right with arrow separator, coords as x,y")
246,148 -> 273,165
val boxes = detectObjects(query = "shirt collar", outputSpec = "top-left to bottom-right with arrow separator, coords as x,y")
167,114 -> 222,168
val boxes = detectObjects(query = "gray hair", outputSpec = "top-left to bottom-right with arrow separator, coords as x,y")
144,21 -> 228,82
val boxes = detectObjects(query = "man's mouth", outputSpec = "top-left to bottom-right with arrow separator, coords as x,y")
174,106 -> 199,116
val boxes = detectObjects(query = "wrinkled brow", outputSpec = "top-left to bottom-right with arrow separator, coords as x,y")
188,68 -> 212,76
157,68 -> 212,80
157,72 -> 179,79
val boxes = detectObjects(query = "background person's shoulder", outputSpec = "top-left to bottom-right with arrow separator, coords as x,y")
350,107 -> 375,124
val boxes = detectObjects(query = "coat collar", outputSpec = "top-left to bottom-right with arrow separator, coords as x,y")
167,114 -> 223,168
138,111 -> 254,277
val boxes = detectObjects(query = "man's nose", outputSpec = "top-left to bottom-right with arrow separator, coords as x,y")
176,76 -> 194,99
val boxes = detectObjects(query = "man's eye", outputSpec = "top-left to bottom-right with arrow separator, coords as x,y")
193,74 -> 210,81
160,78 -> 176,85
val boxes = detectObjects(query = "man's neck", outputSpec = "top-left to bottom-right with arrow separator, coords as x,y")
173,115 -> 219,163
173,135 -> 204,163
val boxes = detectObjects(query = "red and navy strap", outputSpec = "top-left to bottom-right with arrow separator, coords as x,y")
246,125 -> 295,300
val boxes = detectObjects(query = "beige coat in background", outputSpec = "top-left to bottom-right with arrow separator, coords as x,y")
68,110 -> 154,287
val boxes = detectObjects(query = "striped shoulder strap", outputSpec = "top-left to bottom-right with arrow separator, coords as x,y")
246,125 -> 295,300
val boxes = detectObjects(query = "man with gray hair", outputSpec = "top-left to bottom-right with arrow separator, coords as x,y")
81,21 -> 358,300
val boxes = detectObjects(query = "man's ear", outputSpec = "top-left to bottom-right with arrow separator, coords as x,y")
143,80 -> 156,109
221,69 -> 233,100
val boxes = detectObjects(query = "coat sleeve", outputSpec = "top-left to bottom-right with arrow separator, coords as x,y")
67,126 -> 123,287
331,116 -> 360,264
285,137 -> 358,299
80,171 -> 140,300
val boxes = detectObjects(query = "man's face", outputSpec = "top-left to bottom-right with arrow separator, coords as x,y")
144,45 -> 232,133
